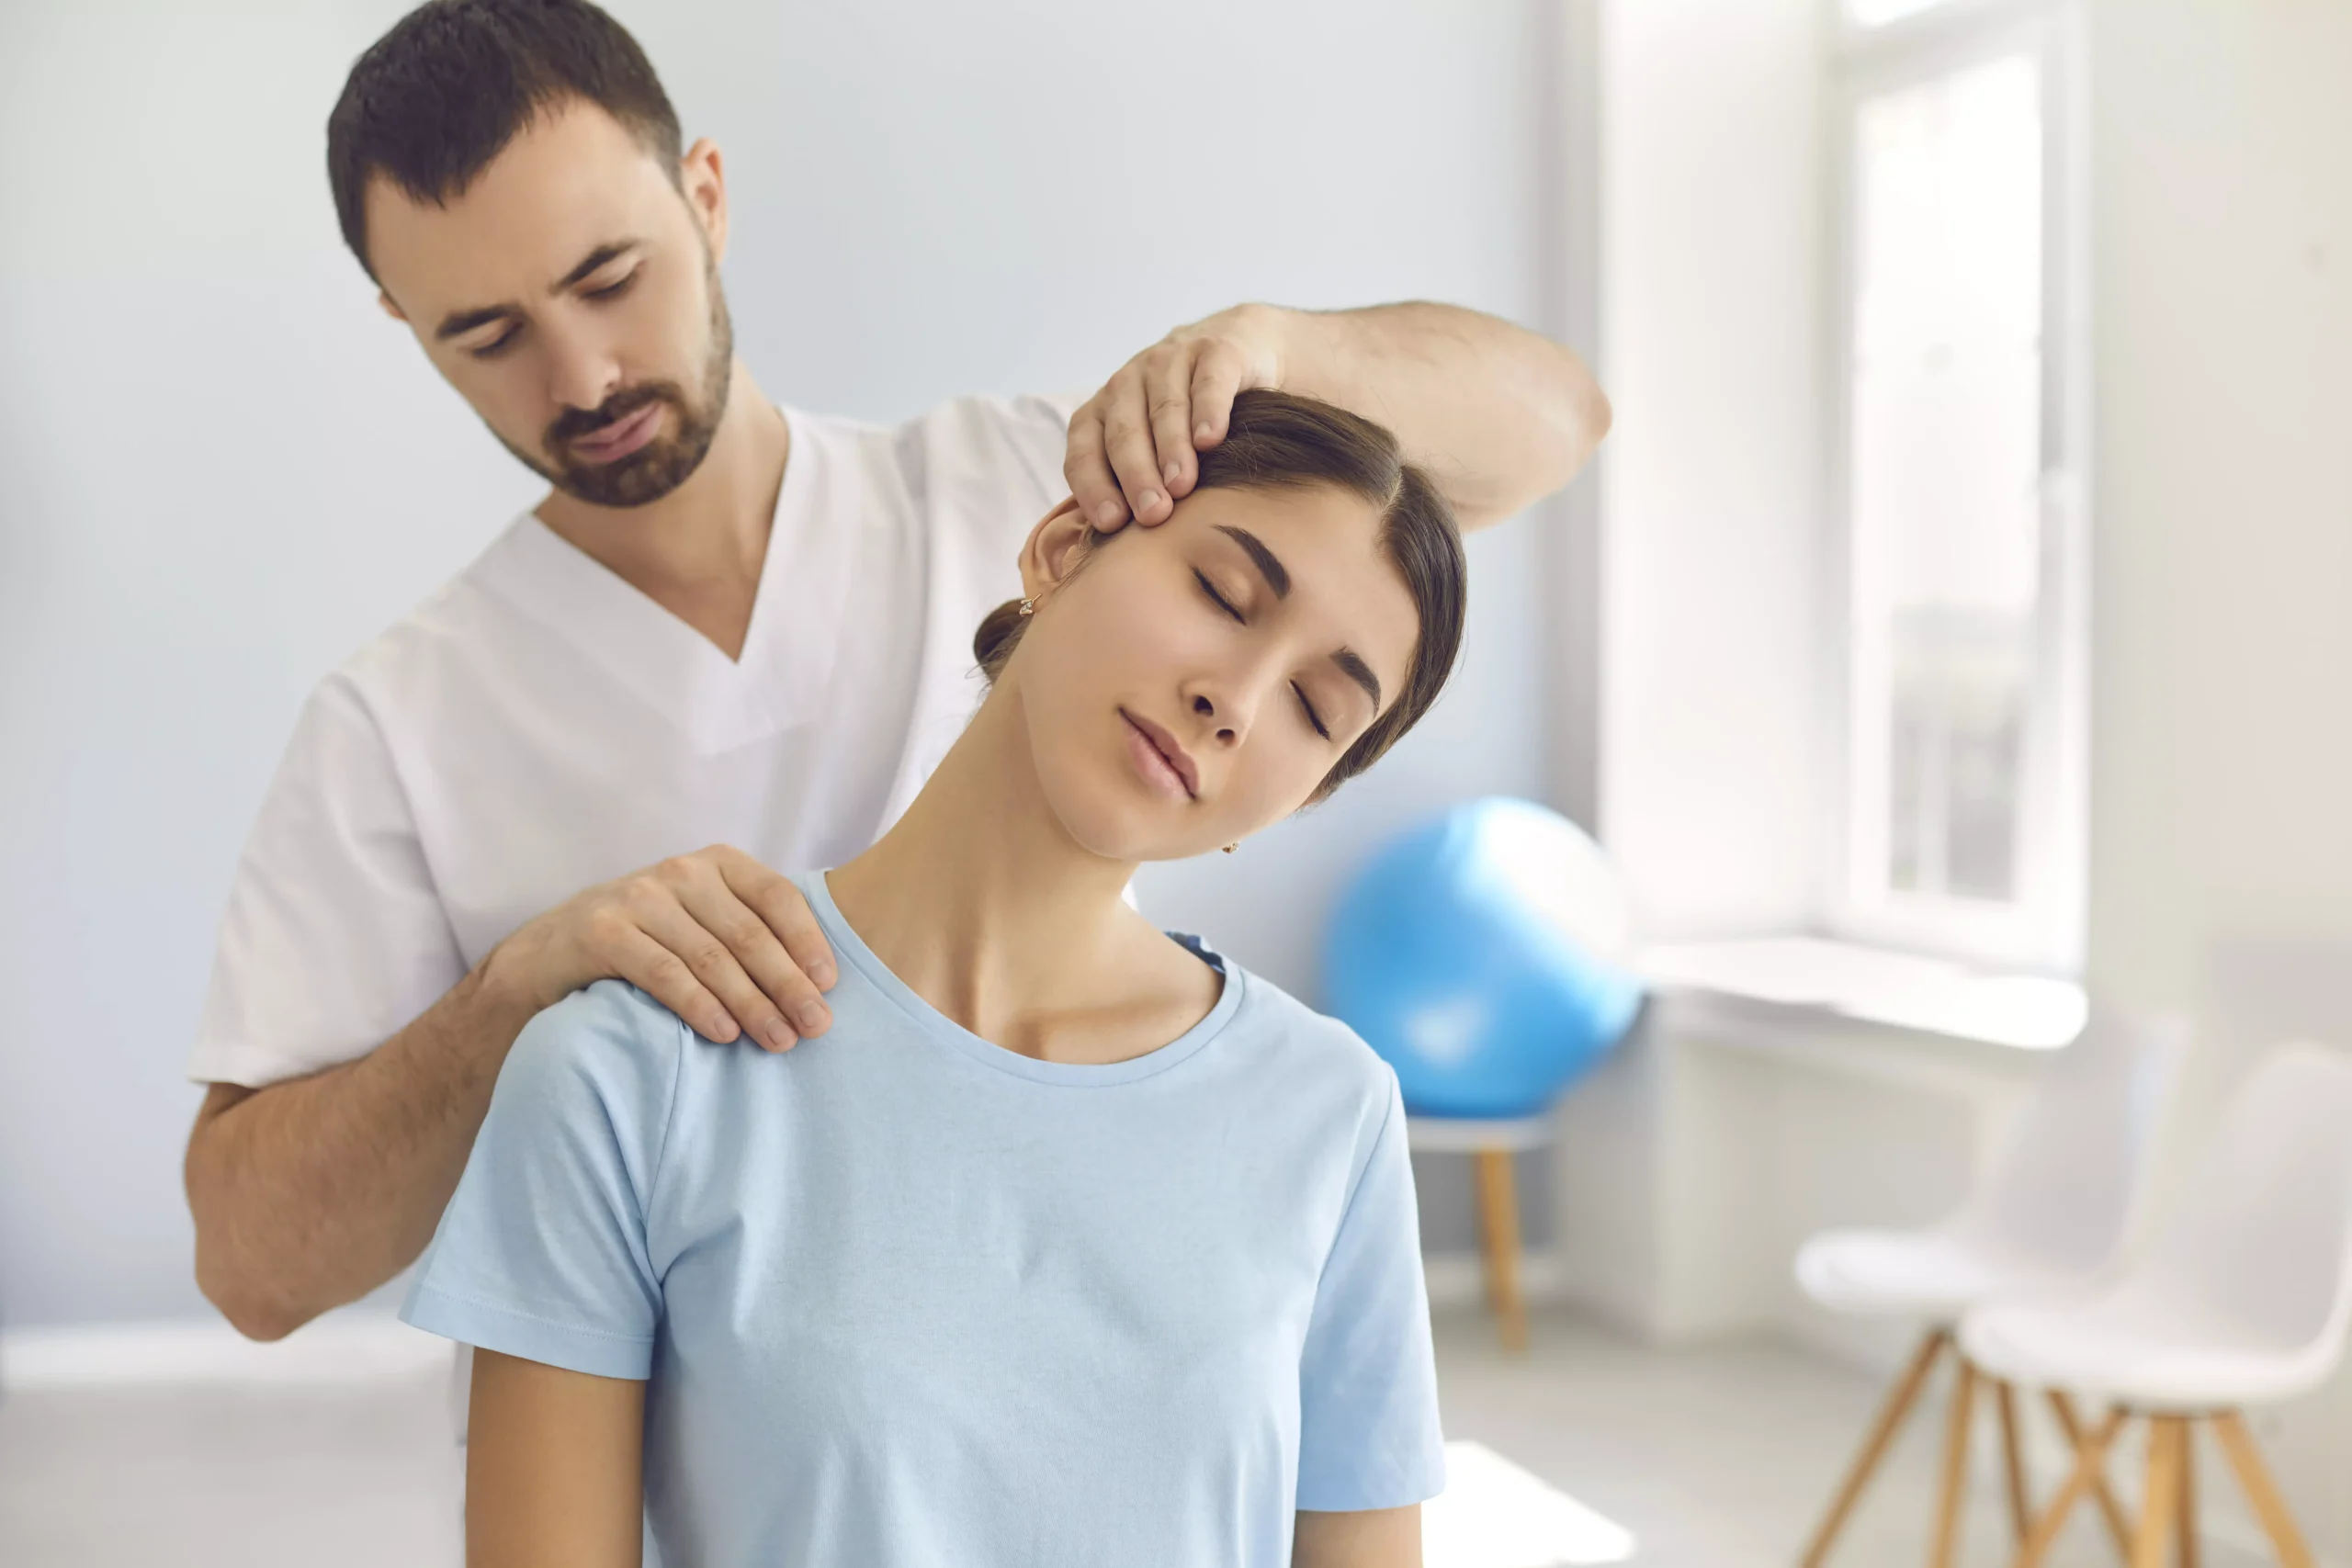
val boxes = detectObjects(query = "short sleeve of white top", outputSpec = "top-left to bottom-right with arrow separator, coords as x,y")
190,393 -> 1077,1087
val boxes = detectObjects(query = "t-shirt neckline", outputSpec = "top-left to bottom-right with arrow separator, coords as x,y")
476,404 -> 848,751
798,870 -> 1243,1088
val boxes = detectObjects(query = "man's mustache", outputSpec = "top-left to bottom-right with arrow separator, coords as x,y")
548,385 -> 676,446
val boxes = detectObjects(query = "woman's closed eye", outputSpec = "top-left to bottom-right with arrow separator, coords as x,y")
1196,570 -> 1332,739
1193,569 -> 1244,623
1293,682 -> 1330,740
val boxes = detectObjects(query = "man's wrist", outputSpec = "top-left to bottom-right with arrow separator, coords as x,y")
1248,302 -> 1369,412
1199,301 -> 1292,396
467,938 -> 556,1036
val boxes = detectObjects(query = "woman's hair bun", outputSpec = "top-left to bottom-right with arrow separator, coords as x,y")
972,596 -> 1030,680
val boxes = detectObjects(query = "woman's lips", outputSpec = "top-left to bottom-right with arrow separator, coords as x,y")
569,401 -> 663,464
1121,710 -> 1197,800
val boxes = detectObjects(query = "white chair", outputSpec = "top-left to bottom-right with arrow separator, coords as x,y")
1793,1010 -> 2192,1568
1963,1041 -> 2352,1568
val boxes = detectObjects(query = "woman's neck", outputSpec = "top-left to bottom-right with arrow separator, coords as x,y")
827,683 -> 1220,1064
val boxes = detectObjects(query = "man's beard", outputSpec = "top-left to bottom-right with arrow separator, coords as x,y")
502,263 -> 736,510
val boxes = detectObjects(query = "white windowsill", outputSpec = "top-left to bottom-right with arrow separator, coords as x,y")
1636,935 -> 2087,1052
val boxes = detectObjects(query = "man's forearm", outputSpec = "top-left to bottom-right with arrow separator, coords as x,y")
1270,301 -> 1611,531
186,961 -> 539,1340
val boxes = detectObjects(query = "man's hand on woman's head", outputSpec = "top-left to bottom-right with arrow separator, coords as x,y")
1065,304 -> 1290,533
482,845 -> 837,1052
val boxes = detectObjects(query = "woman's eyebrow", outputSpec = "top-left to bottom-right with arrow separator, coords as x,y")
1214,525 -> 1291,599
1210,525 -> 1382,708
1331,647 -> 1383,710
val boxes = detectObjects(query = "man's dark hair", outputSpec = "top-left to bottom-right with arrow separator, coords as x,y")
327,0 -> 683,280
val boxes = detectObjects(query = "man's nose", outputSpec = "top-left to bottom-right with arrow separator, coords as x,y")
543,322 -> 623,417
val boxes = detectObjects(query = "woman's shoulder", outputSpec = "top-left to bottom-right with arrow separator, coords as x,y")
495,978 -> 692,1127
1223,964 -> 1400,1104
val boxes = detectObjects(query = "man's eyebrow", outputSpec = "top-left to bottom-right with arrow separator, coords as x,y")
433,241 -> 644,342
435,302 -> 517,343
1215,525 -> 1291,599
1332,647 -> 1383,711
554,240 -> 639,291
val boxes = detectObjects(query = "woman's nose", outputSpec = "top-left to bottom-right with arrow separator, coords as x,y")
1192,690 -> 1241,745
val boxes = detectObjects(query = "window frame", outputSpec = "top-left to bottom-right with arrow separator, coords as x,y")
1821,0 -> 2090,974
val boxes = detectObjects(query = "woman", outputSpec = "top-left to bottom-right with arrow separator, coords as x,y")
402,389 -> 1468,1568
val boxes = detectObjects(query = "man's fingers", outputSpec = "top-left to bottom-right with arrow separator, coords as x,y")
602,922 -> 741,1048
633,897 -> 799,1053
687,868 -> 833,1040
723,860 -> 838,993
1188,341 -> 1248,452
1143,346 -> 1202,505
1062,409 -> 1130,534
707,845 -> 836,991
1100,365 -> 1172,527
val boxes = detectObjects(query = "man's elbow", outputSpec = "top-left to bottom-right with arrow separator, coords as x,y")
1578,380 -> 1615,453
186,1116 -> 322,1343
1552,355 -> 1612,485
191,1221 -> 315,1342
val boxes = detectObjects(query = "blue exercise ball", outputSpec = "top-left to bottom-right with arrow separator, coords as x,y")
1324,797 -> 1644,1119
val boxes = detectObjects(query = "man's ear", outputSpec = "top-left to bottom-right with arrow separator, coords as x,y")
1017,497 -> 1095,605
680,137 -> 729,265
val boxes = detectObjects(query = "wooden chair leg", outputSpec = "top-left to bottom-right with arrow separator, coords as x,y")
1471,1147 -> 1527,1355
1931,1357 -> 1979,1568
2048,1388 -> 2137,1557
2134,1416 -> 2184,1568
1995,1379 -> 2032,1543
2211,1410 -> 2316,1568
2011,1407 -> 2128,1568
2176,1416 -> 2199,1568
1799,1328 -> 1950,1568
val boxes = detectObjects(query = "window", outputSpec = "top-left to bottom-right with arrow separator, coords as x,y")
1829,0 -> 2086,971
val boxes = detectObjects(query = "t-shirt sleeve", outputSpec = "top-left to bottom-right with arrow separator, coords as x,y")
400,982 -> 684,1382
1295,1073 -> 1448,1512
188,672 -> 466,1086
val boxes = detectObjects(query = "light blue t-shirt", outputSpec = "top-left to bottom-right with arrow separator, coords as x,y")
402,872 -> 1444,1566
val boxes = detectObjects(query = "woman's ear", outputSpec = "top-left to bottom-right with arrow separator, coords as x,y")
1017,497 -> 1095,605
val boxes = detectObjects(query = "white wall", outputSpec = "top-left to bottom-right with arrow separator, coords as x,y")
1544,0 -> 1838,1339
2083,0 -> 2352,1551
0,0 -> 1565,1327
2083,0 -> 2352,1049
1592,0 -> 1826,940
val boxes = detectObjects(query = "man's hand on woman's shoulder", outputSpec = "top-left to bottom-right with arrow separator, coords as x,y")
483,845 -> 837,1052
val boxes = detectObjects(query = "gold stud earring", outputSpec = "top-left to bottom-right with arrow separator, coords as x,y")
1222,842 -> 1237,854
1018,598 -> 1035,618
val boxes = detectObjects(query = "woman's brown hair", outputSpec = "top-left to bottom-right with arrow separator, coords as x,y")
973,389 -> 1467,800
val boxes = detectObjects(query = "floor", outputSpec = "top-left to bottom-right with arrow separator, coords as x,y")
0,1306 -> 2267,1568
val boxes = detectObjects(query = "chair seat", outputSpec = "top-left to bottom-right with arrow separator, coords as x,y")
1962,1298 -> 2339,1412
1795,1226 -> 2090,1320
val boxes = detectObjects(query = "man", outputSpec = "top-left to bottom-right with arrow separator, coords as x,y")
184,0 -> 1610,1344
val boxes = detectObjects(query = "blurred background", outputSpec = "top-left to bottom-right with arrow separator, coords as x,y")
3,1 -> 2347,1564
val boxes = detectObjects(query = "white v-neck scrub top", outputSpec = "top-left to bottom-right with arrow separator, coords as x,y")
401,873 -> 1446,1567
190,394 -> 1075,1088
